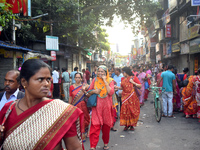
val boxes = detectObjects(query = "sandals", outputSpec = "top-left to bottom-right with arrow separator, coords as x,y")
111,127 -> 118,132
124,126 -> 129,131
103,145 -> 109,150
130,126 -> 135,131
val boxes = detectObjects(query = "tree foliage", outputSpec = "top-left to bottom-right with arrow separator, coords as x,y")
2,0 -> 160,49
0,2 -> 13,28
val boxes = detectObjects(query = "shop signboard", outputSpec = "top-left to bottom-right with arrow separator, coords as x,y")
181,42 -> 189,54
16,52 -> 23,58
172,42 -> 180,52
169,0 -> 177,12
150,38 -> 157,47
46,36 -> 59,51
190,38 -> 200,54
165,24 -> 171,38
51,51 -> 56,61
153,15 -> 160,29
191,0 -> 200,6
4,51 -> 13,58
166,41 -> 172,54
188,25 -> 200,40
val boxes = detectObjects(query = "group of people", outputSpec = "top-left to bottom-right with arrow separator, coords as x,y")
0,58 -> 200,150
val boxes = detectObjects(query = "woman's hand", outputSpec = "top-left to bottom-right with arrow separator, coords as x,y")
102,75 -> 107,81
129,78 -> 134,84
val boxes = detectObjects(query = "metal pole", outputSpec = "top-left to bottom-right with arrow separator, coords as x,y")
12,18 -> 15,44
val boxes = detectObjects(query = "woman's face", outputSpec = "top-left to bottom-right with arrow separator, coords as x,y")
75,74 -> 82,84
24,67 -> 51,99
140,67 -> 143,72
97,68 -> 106,78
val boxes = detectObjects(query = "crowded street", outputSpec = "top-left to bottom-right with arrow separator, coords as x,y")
84,93 -> 200,150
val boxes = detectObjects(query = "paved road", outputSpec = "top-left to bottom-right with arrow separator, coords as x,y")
83,94 -> 200,150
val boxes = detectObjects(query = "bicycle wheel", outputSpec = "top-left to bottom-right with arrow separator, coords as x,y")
155,98 -> 162,122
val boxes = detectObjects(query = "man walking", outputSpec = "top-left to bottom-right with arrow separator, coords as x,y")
113,68 -> 123,116
62,67 -> 70,102
157,64 -> 177,117
52,67 -> 60,98
0,70 -> 24,110
70,67 -> 78,84
85,67 -> 91,84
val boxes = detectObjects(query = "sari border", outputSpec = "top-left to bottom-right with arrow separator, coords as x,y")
33,104 -> 76,150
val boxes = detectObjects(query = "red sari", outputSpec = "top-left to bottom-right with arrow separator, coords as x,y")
120,76 -> 141,127
0,99 -> 84,150
69,85 -> 90,131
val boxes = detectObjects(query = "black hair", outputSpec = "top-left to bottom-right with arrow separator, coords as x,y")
54,67 -> 58,71
133,65 -> 137,68
122,67 -> 133,76
183,67 -> 189,73
198,68 -> 200,75
20,59 -> 51,82
115,68 -> 121,73
62,67 -> 66,72
75,72 -> 82,78
168,64 -> 174,70
74,67 -> 78,71
173,68 -> 177,75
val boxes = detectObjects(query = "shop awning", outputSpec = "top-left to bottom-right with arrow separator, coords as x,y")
25,52 -> 54,61
0,40 -> 32,52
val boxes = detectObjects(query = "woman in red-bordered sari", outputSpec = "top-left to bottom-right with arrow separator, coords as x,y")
69,72 -> 90,141
0,59 -> 84,150
181,75 -> 197,119
116,67 -> 141,131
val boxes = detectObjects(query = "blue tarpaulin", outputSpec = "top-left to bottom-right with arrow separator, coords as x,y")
0,40 -> 32,51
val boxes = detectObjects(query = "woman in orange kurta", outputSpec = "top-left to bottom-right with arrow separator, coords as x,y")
116,67 -> 141,131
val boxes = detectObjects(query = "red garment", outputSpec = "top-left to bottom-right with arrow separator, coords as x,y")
88,78 -> 114,127
89,123 -> 110,148
85,70 -> 91,81
0,100 -> 84,150
120,76 -> 140,127
144,89 -> 150,100
132,71 -> 138,76
69,85 -> 90,131
6,0 -> 22,14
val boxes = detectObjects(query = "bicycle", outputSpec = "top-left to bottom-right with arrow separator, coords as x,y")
149,85 -> 165,122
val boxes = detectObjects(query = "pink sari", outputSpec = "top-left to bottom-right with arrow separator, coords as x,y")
137,72 -> 146,104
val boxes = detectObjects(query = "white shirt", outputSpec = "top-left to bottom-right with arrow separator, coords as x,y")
52,70 -> 59,83
0,89 -> 19,111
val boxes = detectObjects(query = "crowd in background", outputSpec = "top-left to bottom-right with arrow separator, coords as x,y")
0,59 -> 200,150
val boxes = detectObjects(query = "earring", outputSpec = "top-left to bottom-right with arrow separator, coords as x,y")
23,86 -> 26,89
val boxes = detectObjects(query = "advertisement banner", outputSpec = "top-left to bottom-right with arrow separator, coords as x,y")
172,42 -> 180,52
191,0 -> 200,6
51,51 -> 56,61
132,48 -> 137,59
165,24 -> 171,38
188,25 -> 200,39
5,0 -> 31,16
181,42 -> 189,54
166,41 -> 172,54
162,9 -> 171,26
190,38 -> 200,53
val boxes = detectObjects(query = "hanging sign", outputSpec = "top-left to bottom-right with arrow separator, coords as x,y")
51,51 -> 56,61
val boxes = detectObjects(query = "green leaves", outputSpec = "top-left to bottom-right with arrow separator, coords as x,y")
0,2 -> 13,28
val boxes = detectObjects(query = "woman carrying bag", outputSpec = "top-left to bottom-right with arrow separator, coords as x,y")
82,65 -> 114,150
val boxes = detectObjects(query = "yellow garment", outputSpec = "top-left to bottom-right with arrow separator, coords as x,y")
94,69 -> 113,98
